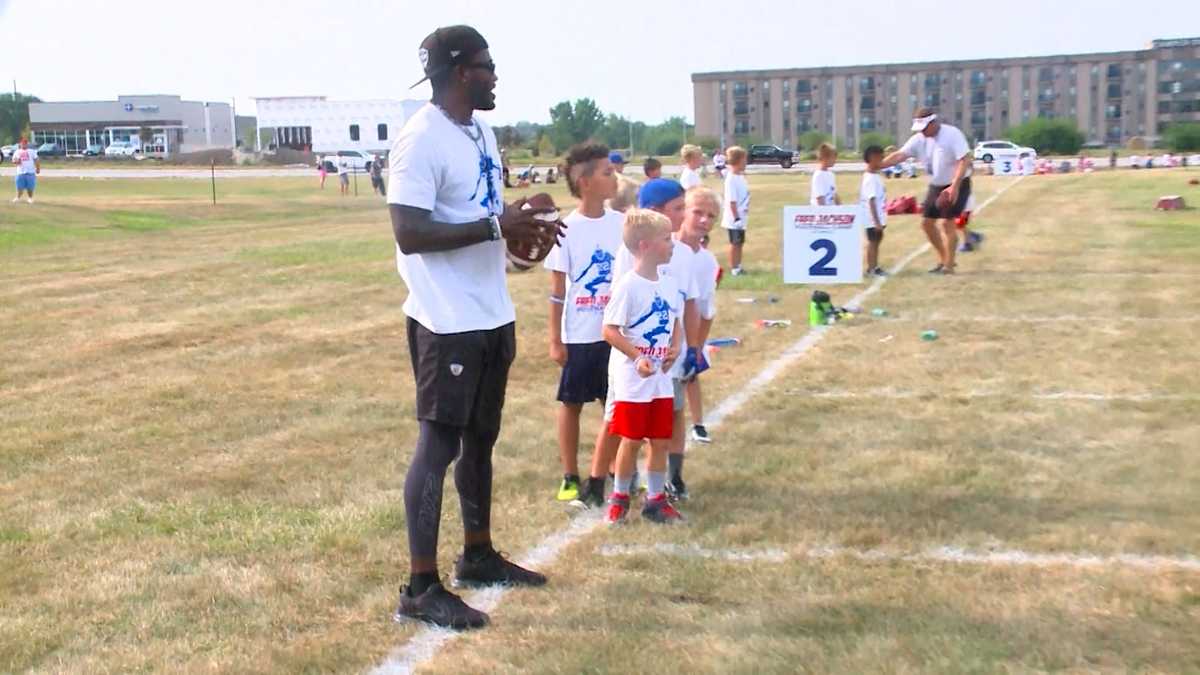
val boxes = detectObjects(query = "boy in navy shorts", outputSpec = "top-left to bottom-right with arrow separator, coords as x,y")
546,142 -> 624,506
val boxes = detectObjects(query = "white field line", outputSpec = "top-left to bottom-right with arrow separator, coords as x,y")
783,389 -> 1198,402
877,315 -> 1200,323
598,543 -> 1200,572
368,176 -> 1025,675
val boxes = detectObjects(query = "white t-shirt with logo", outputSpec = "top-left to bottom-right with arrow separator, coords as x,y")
13,147 -> 37,174
713,153 -> 726,168
612,238 -> 700,379
900,123 -> 973,186
721,173 -> 749,230
810,168 -> 837,206
859,172 -> 887,229
692,247 -> 719,320
678,166 -> 702,190
387,102 -> 513,335
604,271 -> 679,403
337,157 -> 350,175
544,208 -> 624,344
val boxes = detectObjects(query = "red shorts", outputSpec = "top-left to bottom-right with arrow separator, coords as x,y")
608,398 -> 674,440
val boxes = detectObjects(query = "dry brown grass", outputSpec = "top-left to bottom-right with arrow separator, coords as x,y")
2,169 -> 1199,673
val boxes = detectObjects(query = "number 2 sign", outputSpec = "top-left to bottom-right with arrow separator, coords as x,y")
782,205 -> 864,284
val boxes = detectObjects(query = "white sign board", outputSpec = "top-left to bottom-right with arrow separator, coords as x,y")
993,157 -> 1021,175
782,205 -> 863,284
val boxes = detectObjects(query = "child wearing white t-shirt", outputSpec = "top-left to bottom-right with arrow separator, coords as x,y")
859,145 -> 888,276
678,144 -> 704,190
810,143 -> 840,206
720,146 -> 750,276
603,209 -> 684,525
546,143 -> 624,509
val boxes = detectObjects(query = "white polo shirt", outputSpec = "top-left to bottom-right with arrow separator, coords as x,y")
387,103 -> 514,335
900,123 -> 973,187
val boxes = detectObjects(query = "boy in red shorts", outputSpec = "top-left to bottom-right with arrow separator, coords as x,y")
602,209 -> 685,524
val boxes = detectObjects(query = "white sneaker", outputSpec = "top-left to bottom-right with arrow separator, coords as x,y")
26,197 -> 34,204
10,197 -> 18,203
731,266 -> 744,276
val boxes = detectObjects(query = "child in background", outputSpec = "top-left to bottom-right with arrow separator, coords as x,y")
546,143 -> 625,508
678,144 -> 704,189
859,145 -> 888,276
810,143 -> 839,205
679,187 -> 721,445
643,157 -> 663,179
720,146 -> 750,276
603,209 -> 685,524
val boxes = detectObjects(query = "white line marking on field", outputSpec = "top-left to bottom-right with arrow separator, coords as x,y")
882,315 -> 1200,324
784,389 -> 1197,402
369,177 -> 1025,674
600,543 -> 1200,572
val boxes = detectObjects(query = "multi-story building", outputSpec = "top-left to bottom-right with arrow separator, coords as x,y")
693,37 -> 1200,150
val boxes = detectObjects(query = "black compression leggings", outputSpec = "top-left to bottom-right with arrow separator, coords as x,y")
404,419 -> 497,563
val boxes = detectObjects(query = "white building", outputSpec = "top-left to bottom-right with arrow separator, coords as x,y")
253,96 -> 425,154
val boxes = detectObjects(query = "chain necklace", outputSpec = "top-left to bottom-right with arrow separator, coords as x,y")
436,104 -> 500,216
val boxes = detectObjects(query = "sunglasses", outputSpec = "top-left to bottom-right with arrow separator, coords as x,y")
464,61 -> 496,73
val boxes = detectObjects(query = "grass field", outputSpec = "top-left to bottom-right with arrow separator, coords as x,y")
2,167 -> 1199,673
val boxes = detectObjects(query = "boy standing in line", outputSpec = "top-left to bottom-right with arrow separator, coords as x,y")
603,209 -> 685,524
859,145 -> 888,276
810,143 -> 839,206
546,143 -> 625,508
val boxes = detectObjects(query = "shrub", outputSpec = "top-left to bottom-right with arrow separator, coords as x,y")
1005,118 -> 1085,155
1161,123 -> 1200,152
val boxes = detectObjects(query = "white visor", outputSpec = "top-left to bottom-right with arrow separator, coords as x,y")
911,114 -> 937,131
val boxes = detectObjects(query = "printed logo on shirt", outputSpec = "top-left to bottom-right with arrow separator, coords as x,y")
449,363 -> 464,377
629,292 -> 673,360
571,246 -> 614,311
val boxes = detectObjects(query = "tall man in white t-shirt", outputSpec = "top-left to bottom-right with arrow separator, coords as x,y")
880,108 -> 974,274
388,25 -> 558,630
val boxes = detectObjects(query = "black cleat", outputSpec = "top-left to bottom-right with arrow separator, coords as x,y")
454,549 -> 547,588
396,582 -> 489,630
570,476 -> 607,509
665,476 -> 690,502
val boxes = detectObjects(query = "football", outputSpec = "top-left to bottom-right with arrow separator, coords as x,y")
506,193 -> 559,272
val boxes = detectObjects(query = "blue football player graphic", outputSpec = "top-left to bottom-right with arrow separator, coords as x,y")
629,293 -> 672,350
572,246 -> 615,298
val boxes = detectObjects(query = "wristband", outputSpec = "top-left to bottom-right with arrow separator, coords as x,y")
487,215 -> 502,241
548,295 -> 564,305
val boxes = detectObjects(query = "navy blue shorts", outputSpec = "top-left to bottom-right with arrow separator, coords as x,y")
557,341 -> 610,404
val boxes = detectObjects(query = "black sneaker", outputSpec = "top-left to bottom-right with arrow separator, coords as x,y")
689,424 -> 712,444
396,582 -> 489,630
641,494 -> 686,524
665,476 -> 690,502
928,263 -> 945,274
570,476 -> 606,509
453,549 -> 547,588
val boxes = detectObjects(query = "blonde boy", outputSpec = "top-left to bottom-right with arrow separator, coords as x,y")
546,143 -> 624,507
810,143 -> 839,206
603,209 -> 685,524
720,146 -> 750,275
678,144 -> 704,190
679,187 -> 721,448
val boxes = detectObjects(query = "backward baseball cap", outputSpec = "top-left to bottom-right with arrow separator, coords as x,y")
410,25 -> 489,89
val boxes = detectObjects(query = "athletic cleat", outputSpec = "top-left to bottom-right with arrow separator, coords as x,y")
690,424 -> 712,444
730,266 -> 744,276
642,494 -> 686,523
928,263 -> 945,274
555,476 -> 581,502
606,493 -> 631,525
959,241 -> 975,252
967,230 -> 984,245
570,477 -> 606,509
872,267 -> 889,276
10,197 -> 18,204
665,477 -> 689,502
396,582 -> 489,630
453,548 -> 547,588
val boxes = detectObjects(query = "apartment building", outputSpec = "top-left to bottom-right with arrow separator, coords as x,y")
693,37 -> 1200,149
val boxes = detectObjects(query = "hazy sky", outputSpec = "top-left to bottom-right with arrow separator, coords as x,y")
2,0 -> 1197,125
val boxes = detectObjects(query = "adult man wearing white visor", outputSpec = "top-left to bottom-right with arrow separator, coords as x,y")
879,107 -> 973,274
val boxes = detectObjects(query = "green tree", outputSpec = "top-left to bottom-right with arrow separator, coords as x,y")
859,132 -> 895,151
797,130 -> 832,151
1161,122 -> 1200,152
547,98 -> 605,152
0,92 -> 41,144
1005,118 -> 1085,155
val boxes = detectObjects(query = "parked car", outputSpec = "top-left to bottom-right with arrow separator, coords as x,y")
973,140 -> 1036,163
747,144 -> 800,169
37,143 -> 65,157
104,141 -> 142,158
0,144 -> 15,160
335,149 -> 379,172
83,144 -> 104,157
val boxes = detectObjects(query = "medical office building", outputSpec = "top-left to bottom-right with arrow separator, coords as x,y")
692,37 -> 1200,149
28,94 -> 235,156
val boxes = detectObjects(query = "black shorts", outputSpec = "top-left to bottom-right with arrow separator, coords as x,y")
922,177 -> 972,219
866,227 -> 884,242
556,341 -> 611,404
406,318 -> 515,434
726,228 -> 746,245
